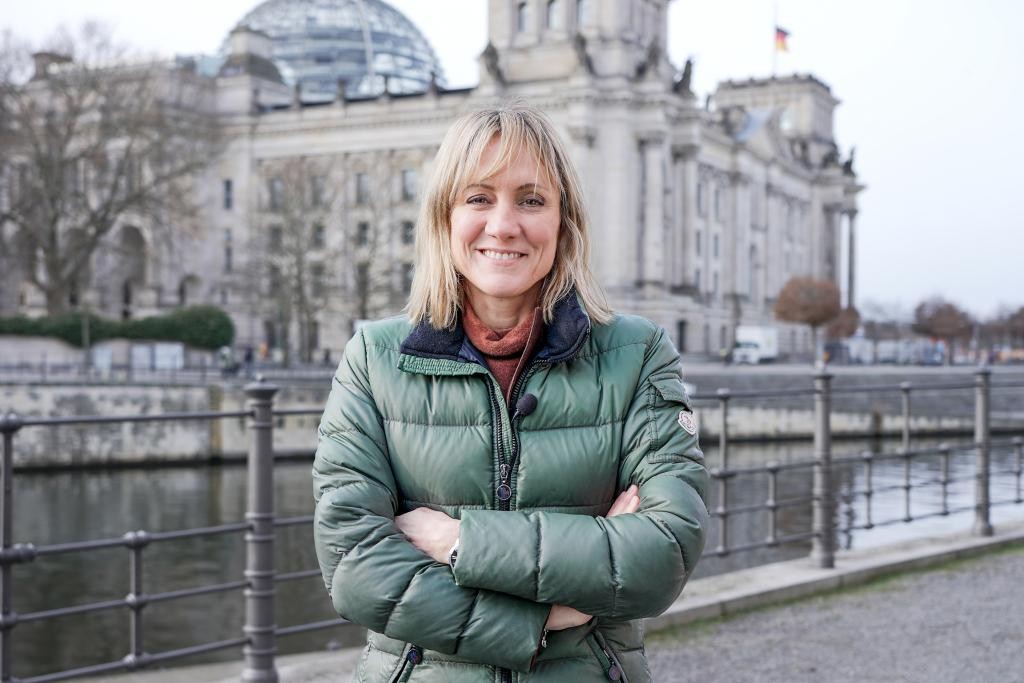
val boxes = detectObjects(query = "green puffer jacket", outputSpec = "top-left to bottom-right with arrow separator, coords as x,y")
313,293 -> 709,683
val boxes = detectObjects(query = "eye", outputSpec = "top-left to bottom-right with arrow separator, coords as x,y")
466,194 -> 490,205
521,194 -> 545,207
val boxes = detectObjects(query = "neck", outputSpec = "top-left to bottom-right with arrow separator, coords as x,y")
464,283 -> 542,331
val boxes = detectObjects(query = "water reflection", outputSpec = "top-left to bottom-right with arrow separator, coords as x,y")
10,437 -> 1023,678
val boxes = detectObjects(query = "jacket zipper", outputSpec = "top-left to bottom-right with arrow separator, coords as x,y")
589,631 -> 629,683
387,645 -> 422,683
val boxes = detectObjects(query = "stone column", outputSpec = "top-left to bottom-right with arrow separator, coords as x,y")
846,210 -> 857,309
638,131 -> 667,287
671,144 -> 698,289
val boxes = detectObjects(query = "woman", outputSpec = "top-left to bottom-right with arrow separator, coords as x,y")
313,104 -> 708,683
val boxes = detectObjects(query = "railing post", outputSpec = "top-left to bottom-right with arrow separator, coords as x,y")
242,381 -> 280,683
973,365 -> 993,536
0,412 -> 24,683
714,388 -> 730,556
811,365 -> 834,568
900,382 -> 912,452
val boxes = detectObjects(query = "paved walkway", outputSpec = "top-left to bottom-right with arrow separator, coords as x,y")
647,543 -> 1024,682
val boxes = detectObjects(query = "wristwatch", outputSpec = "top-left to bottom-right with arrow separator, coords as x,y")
447,538 -> 460,567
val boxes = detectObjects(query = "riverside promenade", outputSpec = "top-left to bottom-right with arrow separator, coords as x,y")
80,520 -> 1024,683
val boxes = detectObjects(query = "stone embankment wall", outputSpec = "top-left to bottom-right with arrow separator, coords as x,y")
2,367 -> 1021,467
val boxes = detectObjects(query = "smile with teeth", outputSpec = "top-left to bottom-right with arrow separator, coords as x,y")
479,249 -> 526,261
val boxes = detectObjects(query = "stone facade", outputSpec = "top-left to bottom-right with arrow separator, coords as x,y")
5,0 -> 862,359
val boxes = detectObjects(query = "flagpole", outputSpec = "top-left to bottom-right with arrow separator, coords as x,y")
772,0 -> 779,77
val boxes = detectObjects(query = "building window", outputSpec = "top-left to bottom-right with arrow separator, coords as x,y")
713,234 -> 719,259
269,225 -> 283,250
268,177 -> 283,210
547,0 -> 561,29
355,172 -> 369,205
311,263 -> 325,296
401,220 -> 415,245
516,2 -> 529,32
676,320 -> 687,352
223,179 -> 233,210
356,221 -> 370,246
223,229 -> 233,273
402,262 -> 414,293
401,169 -> 417,201
220,287 -> 229,305
720,325 -> 727,350
312,221 -> 325,249
713,187 -> 721,221
356,262 -> 369,295
312,175 -> 326,208
713,271 -> 719,297
694,267 -> 701,291
695,231 -> 702,256
697,181 -> 707,217
576,0 -> 590,27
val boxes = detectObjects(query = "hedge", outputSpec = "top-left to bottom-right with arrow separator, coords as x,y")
0,306 -> 235,350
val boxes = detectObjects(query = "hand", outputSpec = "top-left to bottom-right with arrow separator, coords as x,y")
606,484 -> 640,517
545,603 -> 592,631
545,485 -> 641,631
395,507 -> 460,564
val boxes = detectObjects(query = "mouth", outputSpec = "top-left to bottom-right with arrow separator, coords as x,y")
477,248 -> 527,262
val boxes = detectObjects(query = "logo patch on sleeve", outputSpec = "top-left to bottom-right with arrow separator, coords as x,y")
677,410 -> 697,435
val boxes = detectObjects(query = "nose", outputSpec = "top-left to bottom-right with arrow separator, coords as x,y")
484,198 -> 521,240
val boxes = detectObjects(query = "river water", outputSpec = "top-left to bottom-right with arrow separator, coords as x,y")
9,436 -> 1024,679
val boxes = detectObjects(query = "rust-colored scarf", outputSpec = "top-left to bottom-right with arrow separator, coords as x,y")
463,302 -> 545,405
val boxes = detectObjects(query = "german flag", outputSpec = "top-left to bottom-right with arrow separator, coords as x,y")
775,26 -> 790,52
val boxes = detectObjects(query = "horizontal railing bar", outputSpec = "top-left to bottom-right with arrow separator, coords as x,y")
147,580 -> 249,605
275,569 -> 322,583
34,522 -> 250,558
18,410 -> 253,428
20,658 -> 130,683
19,598 -> 126,623
991,380 -> 1024,389
275,618 -> 349,637
704,530 -> 817,557
136,636 -> 249,664
715,495 -> 815,517
148,522 -> 250,543
273,515 -> 314,528
272,408 -> 324,416
691,387 -> 814,401
831,382 -> 976,394
19,637 -> 251,683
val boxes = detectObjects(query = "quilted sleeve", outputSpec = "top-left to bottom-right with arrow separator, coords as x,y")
451,325 -> 709,620
312,329 -> 551,672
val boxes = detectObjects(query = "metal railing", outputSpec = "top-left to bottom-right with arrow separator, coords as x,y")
689,365 -> 1024,568
0,381 -> 337,683
1,367 -> 1023,681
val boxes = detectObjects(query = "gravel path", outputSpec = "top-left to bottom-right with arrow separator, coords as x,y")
647,544 -> 1024,682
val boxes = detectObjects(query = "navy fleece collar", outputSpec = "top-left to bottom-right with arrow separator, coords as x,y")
399,290 -> 591,366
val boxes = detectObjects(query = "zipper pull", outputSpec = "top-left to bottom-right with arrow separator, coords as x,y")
499,463 -> 509,481
540,628 -> 549,649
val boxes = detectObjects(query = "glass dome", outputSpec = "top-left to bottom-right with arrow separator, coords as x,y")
232,0 -> 446,101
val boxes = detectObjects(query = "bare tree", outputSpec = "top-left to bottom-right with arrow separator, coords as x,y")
912,296 -> 973,365
826,306 -> 860,340
349,151 -> 416,329
860,299 -> 907,363
251,157 -> 343,365
0,23 -> 218,315
774,276 -> 841,361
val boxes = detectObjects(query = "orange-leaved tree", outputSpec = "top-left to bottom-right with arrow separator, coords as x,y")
774,277 -> 841,361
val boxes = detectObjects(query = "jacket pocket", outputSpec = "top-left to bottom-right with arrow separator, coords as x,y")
585,632 -> 629,683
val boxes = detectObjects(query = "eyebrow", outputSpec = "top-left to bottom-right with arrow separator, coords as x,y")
464,182 -> 552,193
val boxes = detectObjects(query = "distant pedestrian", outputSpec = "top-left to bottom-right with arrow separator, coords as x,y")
312,104 -> 709,682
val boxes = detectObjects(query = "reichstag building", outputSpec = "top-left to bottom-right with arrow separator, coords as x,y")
9,0 -> 864,359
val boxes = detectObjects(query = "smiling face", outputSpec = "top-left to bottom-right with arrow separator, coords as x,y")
449,137 -> 560,325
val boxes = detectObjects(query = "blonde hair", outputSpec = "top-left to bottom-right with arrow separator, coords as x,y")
405,102 -> 612,329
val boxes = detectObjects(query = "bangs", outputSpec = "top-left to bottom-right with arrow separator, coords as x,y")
447,111 -> 559,205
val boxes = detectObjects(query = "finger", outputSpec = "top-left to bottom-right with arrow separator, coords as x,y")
625,494 -> 640,513
607,488 -> 632,516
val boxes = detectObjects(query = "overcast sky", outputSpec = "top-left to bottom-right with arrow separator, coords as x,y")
3,1 -> 1021,320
